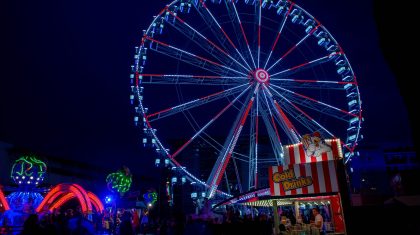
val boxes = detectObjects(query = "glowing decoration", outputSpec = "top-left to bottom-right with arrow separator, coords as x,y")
11,155 -> 47,187
49,193 -> 76,211
143,190 -> 157,206
132,0 -> 363,199
105,195 -> 113,204
87,192 -> 105,213
36,183 -> 90,213
0,188 -> 10,211
35,183 -> 103,214
106,166 -> 132,194
6,192 -> 44,213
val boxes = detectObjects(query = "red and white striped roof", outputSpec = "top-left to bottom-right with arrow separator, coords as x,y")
283,139 -> 342,165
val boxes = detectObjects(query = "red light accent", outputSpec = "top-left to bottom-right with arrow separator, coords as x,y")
87,192 -> 105,212
36,186 -> 62,212
49,193 -> 76,211
166,9 -> 185,24
0,189 -> 10,211
274,101 -> 297,129
37,183 -> 94,214
220,27 -> 237,49
214,99 -> 254,187
71,184 -> 92,212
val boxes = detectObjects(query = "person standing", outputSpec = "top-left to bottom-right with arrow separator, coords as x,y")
311,208 -> 324,235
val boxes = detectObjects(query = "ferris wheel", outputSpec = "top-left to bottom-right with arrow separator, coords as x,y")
130,0 -> 362,198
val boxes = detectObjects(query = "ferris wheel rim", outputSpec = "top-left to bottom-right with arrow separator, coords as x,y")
133,0 -> 362,198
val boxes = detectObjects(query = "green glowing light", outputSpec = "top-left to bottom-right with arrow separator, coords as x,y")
106,166 -> 132,194
144,191 -> 157,205
10,155 -> 47,186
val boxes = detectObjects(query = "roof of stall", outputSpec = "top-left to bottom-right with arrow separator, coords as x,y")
213,187 -> 338,208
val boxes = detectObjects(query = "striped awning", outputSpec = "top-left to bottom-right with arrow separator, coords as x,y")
269,161 -> 339,196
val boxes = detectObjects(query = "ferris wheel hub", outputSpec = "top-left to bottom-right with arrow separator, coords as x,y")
253,69 -> 270,84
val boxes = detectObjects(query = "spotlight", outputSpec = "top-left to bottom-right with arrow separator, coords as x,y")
105,195 -> 113,204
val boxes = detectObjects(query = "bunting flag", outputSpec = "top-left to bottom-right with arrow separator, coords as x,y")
283,139 -> 342,165
268,161 -> 339,196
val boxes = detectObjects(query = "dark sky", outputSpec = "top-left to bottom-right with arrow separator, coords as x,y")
0,0 -> 415,178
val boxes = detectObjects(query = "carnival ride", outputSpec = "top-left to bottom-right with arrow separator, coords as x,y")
131,0 -> 362,199
0,155 -> 104,218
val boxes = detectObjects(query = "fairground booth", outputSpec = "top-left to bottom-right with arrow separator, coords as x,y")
215,137 -> 348,235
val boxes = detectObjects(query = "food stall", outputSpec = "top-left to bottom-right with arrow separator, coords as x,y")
215,137 -> 347,234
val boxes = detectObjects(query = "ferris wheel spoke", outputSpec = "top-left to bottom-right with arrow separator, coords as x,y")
270,84 -> 358,121
270,54 -> 332,78
263,1 -> 295,69
194,124 -> 253,162
269,87 -> 337,138
233,157 -> 244,193
207,84 -> 259,198
259,107 -> 284,165
248,93 -> 259,190
184,111 -> 251,163
182,112 -> 251,163
266,24 -> 321,72
262,84 -> 301,143
165,8 -> 250,73
135,1 -> 363,197
190,1 -> 232,55
280,102 -> 330,137
260,91 -> 284,164
275,98 -> 319,133
225,0 -> 257,68
145,36 -> 247,76
147,84 -> 249,122
270,78 -> 355,90
257,0 -> 262,68
139,73 -> 247,86
199,133 -> 250,163
170,85 -> 252,159
182,111 -> 252,163
194,0 -> 253,70
205,139 -> 249,163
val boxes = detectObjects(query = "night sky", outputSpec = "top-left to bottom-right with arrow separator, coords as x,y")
0,0 -> 416,179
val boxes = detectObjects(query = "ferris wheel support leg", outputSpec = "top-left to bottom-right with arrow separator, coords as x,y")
259,106 -> 284,165
207,86 -> 258,198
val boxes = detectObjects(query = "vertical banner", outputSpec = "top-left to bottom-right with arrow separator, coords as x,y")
330,194 -> 346,233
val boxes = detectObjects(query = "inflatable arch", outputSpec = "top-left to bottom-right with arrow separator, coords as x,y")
0,188 -> 10,211
36,183 -> 104,214
87,191 -> 104,213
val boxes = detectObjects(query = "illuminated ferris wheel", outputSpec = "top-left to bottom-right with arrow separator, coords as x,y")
130,0 -> 362,198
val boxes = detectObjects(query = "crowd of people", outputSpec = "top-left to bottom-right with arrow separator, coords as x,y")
1,207 -> 102,235
1,205 -> 330,235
